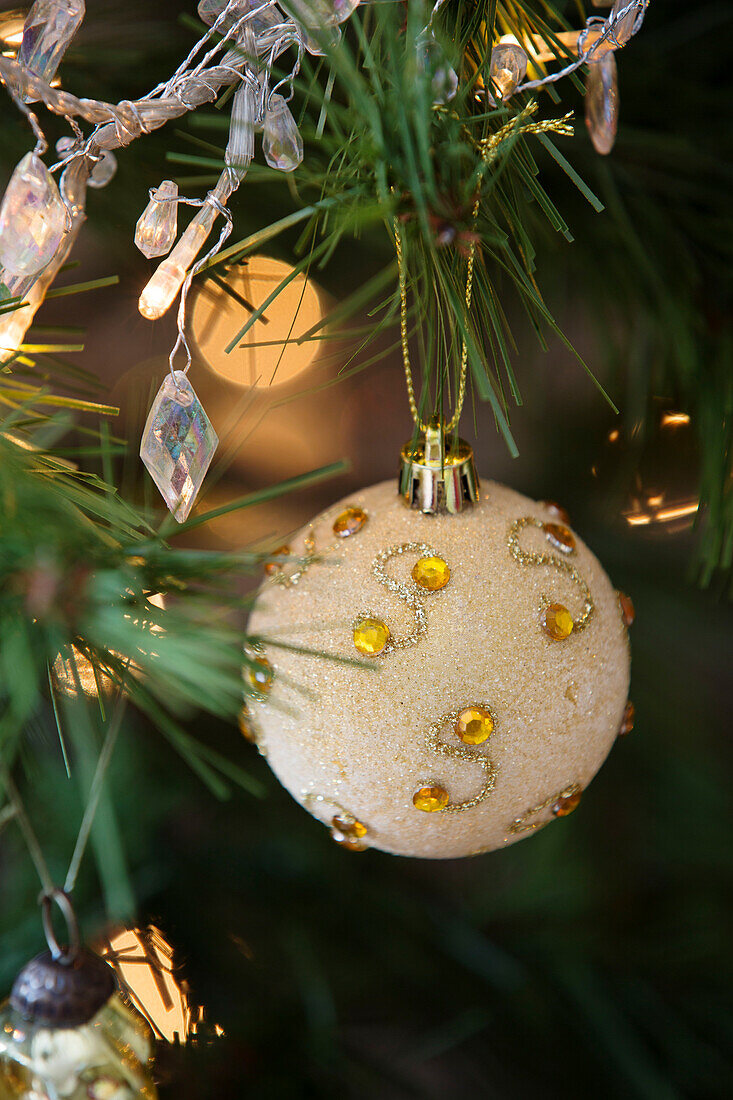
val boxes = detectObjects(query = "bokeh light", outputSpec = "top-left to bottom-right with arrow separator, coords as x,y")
190,256 -> 324,388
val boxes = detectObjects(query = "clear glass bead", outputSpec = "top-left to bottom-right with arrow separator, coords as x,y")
329,0 -> 360,25
489,43 -> 528,100
610,0 -> 641,46
298,22 -> 341,56
134,180 -> 179,259
585,51 -> 618,155
140,370 -> 219,522
417,33 -> 458,105
0,992 -> 157,1099
0,153 -> 67,301
262,93 -> 303,172
198,0 -> 283,40
87,150 -> 117,189
19,0 -> 85,102
226,81 -> 256,182
288,0 -> 339,29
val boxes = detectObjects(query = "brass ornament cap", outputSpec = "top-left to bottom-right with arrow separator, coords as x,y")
248,479 -> 630,859
399,420 -> 479,515
10,949 -> 116,1028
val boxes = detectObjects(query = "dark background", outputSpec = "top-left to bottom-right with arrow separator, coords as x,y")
1,1 -> 731,1096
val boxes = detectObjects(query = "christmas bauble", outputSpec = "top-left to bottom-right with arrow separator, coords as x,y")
246,473 -> 632,859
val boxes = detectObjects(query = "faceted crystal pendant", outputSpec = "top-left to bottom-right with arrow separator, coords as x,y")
262,94 -> 303,172
226,82 -> 256,182
140,371 -> 218,523
19,0 -> 85,101
0,153 -> 67,301
585,52 -> 619,155
417,33 -> 458,105
135,180 -> 179,259
489,42 -> 528,100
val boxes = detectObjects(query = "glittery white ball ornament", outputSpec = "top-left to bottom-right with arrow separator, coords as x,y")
246,438 -> 632,859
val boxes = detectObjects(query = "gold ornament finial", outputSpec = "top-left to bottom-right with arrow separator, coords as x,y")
399,418 -> 479,514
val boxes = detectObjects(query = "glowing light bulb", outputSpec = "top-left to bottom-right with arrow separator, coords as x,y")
139,204 -> 217,320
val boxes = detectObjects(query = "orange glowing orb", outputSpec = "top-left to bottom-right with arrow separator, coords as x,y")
190,256 -> 324,388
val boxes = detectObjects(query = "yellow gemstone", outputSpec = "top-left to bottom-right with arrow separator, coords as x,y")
264,544 -> 290,575
618,700 -> 635,736
541,500 -> 571,525
618,591 -> 635,628
542,603 -> 574,640
331,813 -> 367,839
411,556 -> 451,591
551,789 -> 582,817
455,706 -> 494,745
413,785 -> 449,812
330,827 -> 367,851
353,617 -> 390,656
246,656 -> 274,693
333,506 -> 367,538
544,522 -> 576,553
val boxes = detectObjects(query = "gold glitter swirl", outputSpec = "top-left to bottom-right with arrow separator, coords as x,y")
271,504 -> 367,589
423,706 -> 499,813
362,542 -> 446,654
507,516 -> 594,632
508,782 -> 582,835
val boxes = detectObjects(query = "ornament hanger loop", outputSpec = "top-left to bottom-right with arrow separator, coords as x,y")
40,887 -> 81,963
393,206 -> 476,435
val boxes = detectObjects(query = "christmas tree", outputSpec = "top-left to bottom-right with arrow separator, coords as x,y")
0,0 -> 731,1096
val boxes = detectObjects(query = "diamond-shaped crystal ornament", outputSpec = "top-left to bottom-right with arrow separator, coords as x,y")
262,94 -> 303,172
0,152 -> 67,302
19,0 -> 85,102
140,371 -> 218,523
135,180 -> 179,258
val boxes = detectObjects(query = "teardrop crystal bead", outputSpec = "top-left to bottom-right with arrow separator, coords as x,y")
87,150 -> 117,189
610,0 -> 641,46
585,51 -> 619,155
226,82 -> 257,182
135,180 -> 179,259
262,93 -> 303,172
489,43 -> 528,100
198,0 -> 283,41
417,33 -> 458,105
329,0 -> 360,25
19,0 -> 85,101
298,21 -> 341,55
289,0 -> 339,29
0,153 -> 67,301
